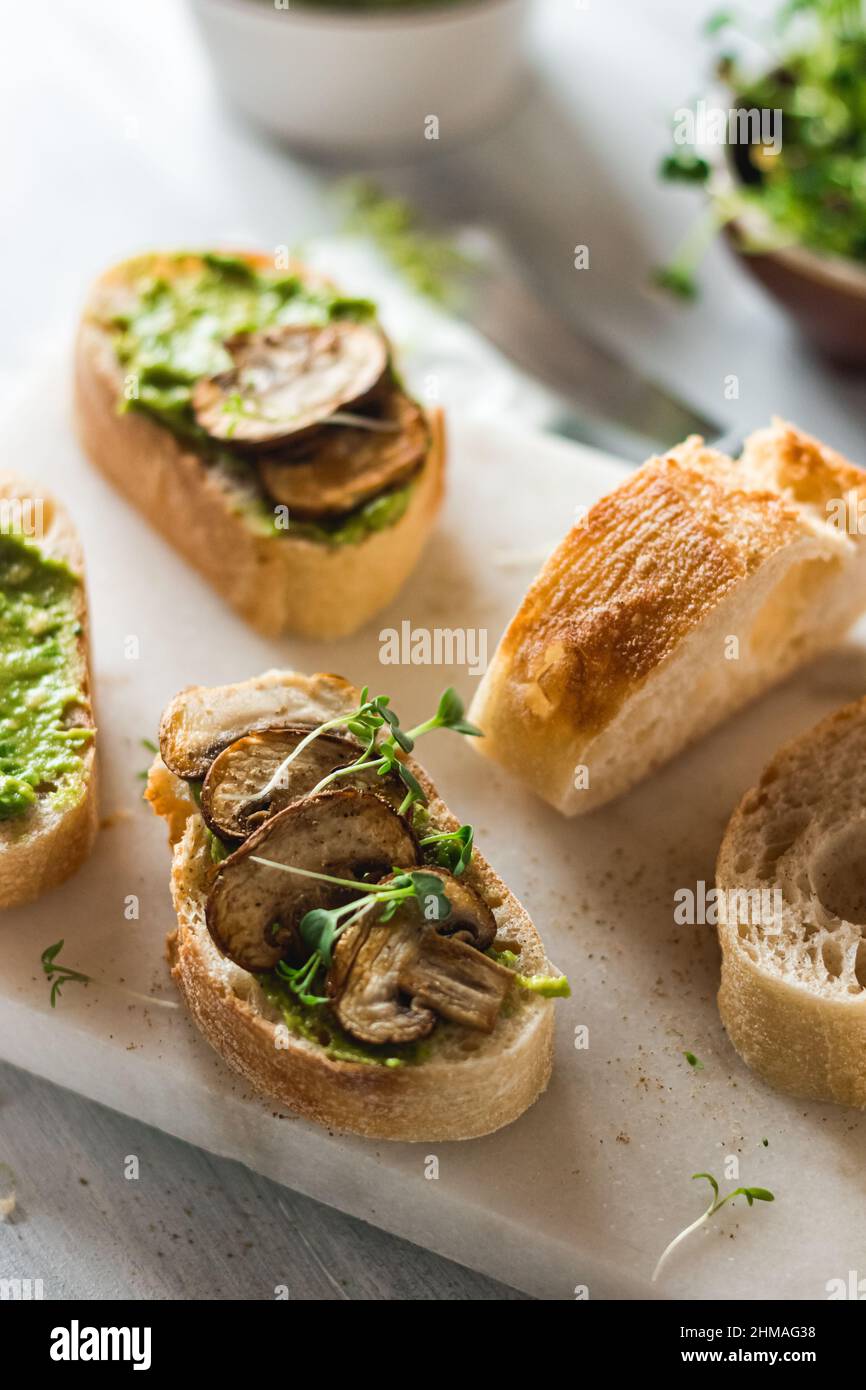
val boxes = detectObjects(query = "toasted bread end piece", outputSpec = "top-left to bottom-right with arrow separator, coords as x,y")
470,421 -> 866,816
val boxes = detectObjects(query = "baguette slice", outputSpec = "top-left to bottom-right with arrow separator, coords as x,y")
469,420 -> 866,815
0,476 -> 97,907
74,253 -> 445,639
146,670 -> 555,1141
717,698 -> 866,1108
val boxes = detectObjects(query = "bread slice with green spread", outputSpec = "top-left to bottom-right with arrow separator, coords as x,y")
74,251 -> 444,639
145,669 -> 565,1141
0,476 -> 97,907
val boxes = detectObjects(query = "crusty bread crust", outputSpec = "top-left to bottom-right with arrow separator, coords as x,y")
0,476 -> 98,907
73,255 -> 445,639
469,421 -> 866,815
146,670 -> 555,1141
717,698 -> 866,1108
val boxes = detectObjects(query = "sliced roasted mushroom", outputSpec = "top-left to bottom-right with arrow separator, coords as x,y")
157,673 -> 356,781
328,901 -> 513,1046
411,868 -> 497,950
257,384 -> 428,518
201,725 -> 403,842
206,788 -> 419,972
192,322 -> 388,448
327,909 -> 437,1045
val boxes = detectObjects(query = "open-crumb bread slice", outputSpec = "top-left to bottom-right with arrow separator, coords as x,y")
717,697 -> 866,1108
0,475 -> 97,907
469,420 -> 866,814
74,252 -> 445,639
146,669 -> 556,1141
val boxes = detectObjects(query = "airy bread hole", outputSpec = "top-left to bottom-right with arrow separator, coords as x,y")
809,821 -> 866,924
821,937 -> 843,979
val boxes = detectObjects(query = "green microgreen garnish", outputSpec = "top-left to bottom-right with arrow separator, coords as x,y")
683,1050 -> 704,1070
339,179 -> 475,305
249,686 -> 480,821
656,0 -> 866,295
260,866 -> 453,1013
419,824 -> 474,876
249,861 -> 452,970
275,951 -> 329,1008
652,1172 -> 775,1283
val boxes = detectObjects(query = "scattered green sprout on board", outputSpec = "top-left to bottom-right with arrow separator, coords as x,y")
652,1172 -> 775,1283
339,180 -> 475,304
40,941 -> 178,1011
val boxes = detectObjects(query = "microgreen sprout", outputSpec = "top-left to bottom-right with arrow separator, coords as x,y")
652,1172 -> 774,1283
40,940 -> 179,1012
275,951 -> 329,1008
247,686 -> 481,821
340,179 -> 475,305
41,941 -> 91,1008
683,1050 -> 704,1070
419,824 -> 474,876
248,860 -> 452,970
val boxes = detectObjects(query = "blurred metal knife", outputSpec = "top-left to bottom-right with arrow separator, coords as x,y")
462,235 -> 724,463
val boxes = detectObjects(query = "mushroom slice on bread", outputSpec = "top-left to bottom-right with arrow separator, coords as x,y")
206,788 -> 419,972
327,873 -> 510,1045
405,867 -> 497,950
192,321 -> 388,448
200,725 -> 403,843
158,669 -> 358,781
258,384 -> 428,517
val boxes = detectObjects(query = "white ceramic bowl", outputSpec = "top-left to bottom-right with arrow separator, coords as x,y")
187,0 -> 528,155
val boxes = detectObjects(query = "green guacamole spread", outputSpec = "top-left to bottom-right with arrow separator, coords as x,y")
258,970 -> 430,1069
0,535 -> 92,821
105,252 -> 414,546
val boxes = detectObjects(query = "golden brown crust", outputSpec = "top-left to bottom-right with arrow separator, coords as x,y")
0,475 -> 98,907
73,253 -> 445,639
147,671 -> 555,1141
469,422 -> 866,815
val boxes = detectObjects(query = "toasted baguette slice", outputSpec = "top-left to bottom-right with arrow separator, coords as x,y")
74,253 -> 445,639
0,476 -> 97,907
469,420 -> 866,815
146,670 -> 555,1141
717,698 -> 866,1107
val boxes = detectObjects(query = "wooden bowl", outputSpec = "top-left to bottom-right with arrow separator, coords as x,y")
726,225 -> 866,367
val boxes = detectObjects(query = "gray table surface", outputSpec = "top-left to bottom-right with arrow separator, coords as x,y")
0,1061 -> 523,1300
2,0 -> 864,1300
